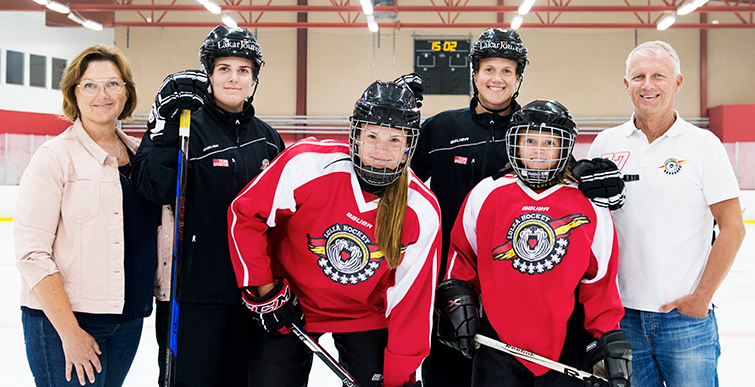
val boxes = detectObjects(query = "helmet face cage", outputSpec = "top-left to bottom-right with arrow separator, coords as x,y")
349,80 -> 421,187
507,124 -> 574,188
199,25 -> 264,78
469,28 -> 528,76
349,121 -> 420,186
507,100 -> 578,188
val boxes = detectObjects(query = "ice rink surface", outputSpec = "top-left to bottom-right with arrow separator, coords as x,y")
2,220 -> 753,386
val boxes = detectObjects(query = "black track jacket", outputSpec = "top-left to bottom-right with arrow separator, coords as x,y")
132,98 -> 284,304
411,97 -> 520,278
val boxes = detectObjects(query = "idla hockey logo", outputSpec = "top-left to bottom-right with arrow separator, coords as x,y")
308,223 -> 400,285
658,158 -> 686,175
492,213 -> 589,275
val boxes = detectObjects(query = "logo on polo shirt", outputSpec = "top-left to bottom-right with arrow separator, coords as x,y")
492,212 -> 590,275
658,158 -> 686,175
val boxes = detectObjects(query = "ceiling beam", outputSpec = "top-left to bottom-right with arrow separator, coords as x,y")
113,21 -> 755,29
6,4 -> 754,13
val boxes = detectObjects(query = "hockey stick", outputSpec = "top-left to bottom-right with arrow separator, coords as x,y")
163,110 -> 191,387
474,334 -> 606,382
290,323 -> 362,387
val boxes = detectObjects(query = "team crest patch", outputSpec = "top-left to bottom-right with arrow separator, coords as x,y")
657,158 -> 686,175
260,158 -> 270,170
307,223 -> 404,285
492,213 -> 590,275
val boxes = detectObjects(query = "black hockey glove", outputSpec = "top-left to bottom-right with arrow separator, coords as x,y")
582,375 -> 610,387
586,330 -> 632,387
394,72 -> 424,108
242,277 -> 305,336
148,70 -> 209,146
434,279 -> 479,359
573,158 -> 627,211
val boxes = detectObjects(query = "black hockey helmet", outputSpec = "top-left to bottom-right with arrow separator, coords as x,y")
507,100 -> 578,189
199,25 -> 264,79
349,80 -> 421,186
470,28 -> 528,76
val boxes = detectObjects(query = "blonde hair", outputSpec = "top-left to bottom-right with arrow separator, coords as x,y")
60,45 -> 137,122
374,168 -> 410,269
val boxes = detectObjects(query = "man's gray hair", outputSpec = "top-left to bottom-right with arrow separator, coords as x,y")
625,40 -> 682,79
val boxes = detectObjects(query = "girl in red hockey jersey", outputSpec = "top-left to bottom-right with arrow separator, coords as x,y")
434,100 -> 632,387
228,80 -> 441,387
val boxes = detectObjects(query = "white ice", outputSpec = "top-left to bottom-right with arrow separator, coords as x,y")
1,219 -> 753,386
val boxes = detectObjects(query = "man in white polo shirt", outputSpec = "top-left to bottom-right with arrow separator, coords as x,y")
587,40 -> 745,387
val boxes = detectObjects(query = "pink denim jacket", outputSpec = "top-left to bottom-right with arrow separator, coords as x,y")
15,119 -> 171,313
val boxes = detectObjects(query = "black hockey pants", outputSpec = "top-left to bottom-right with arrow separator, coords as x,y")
248,327 -> 388,387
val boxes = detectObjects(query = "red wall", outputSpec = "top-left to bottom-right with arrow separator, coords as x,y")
709,104 -> 755,142
0,110 -> 71,135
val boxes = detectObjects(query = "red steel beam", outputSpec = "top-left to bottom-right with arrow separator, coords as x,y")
113,21 -> 755,28
48,4 -> 755,13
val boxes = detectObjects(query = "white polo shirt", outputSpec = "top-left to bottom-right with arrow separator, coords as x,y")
587,113 -> 740,312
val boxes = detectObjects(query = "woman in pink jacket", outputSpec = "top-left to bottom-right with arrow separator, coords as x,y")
14,45 -> 161,387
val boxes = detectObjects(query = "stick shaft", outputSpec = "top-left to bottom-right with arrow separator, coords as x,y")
163,109 -> 191,387
474,334 -> 604,382
291,323 -> 362,387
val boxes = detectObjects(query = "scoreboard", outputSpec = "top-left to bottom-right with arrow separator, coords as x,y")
414,38 -> 471,95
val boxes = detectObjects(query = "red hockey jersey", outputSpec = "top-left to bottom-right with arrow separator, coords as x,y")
228,138 -> 441,386
446,176 -> 623,376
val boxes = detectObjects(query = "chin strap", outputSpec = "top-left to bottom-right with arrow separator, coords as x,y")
478,97 -> 515,115
247,77 -> 260,104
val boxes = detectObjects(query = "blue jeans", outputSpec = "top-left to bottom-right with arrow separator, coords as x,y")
22,307 -> 144,387
620,307 -> 720,387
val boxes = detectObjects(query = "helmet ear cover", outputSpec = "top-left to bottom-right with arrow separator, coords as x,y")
507,100 -> 578,189
349,80 -> 421,187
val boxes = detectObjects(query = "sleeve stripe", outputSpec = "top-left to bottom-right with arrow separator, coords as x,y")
582,203 -> 615,284
385,188 -> 440,317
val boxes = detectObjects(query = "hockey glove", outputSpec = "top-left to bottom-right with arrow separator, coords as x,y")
242,277 -> 305,336
148,70 -> 209,146
582,376 -> 610,387
394,73 -> 424,108
434,279 -> 479,359
573,158 -> 627,211
586,330 -> 632,387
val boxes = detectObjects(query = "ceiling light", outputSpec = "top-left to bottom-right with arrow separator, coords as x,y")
67,12 -> 85,24
32,0 -> 48,5
511,15 -> 524,30
45,1 -> 70,14
657,13 -> 676,30
676,3 -> 696,16
196,0 -> 210,4
204,1 -> 222,15
693,0 -> 710,7
366,14 -> 378,32
518,0 -> 536,16
360,0 -> 374,16
222,13 -> 238,28
83,19 -> 103,31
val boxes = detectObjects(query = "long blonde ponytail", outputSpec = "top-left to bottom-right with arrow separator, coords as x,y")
374,168 -> 410,269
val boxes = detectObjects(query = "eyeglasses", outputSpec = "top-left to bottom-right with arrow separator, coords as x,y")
76,79 -> 126,95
